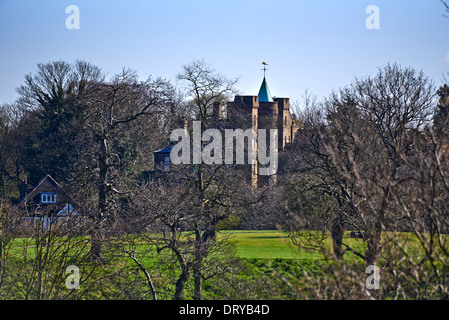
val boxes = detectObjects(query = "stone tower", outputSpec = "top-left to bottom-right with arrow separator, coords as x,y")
224,75 -> 301,186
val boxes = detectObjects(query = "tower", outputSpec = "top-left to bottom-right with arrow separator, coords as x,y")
195,63 -> 301,187
258,77 -> 272,103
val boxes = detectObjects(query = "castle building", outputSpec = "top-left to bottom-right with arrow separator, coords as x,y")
153,74 -> 301,187
213,76 -> 301,186
223,76 -> 300,151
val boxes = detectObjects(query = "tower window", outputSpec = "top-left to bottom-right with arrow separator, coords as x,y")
41,192 -> 57,204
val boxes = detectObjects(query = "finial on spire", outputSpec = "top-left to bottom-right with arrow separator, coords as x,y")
261,62 -> 269,78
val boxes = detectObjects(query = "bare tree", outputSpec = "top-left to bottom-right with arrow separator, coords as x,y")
77,69 -> 176,261
0,201 -> 96,300
284,93 -> 353,260
338,64 -> 435,265
287,64 -> 436,265
285,64 -> 449,300
127,168 -> 244,300
176,60 -> 241,300
125,99 -> 268,298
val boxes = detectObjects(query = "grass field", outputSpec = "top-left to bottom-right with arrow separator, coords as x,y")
226,230 -> 322,260
2,230 -> 444,299
225,230 -> 368,261
8,230 -> 409,262
8,230 -> 366,261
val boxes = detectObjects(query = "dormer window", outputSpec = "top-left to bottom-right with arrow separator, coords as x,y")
41,192 -> 57,204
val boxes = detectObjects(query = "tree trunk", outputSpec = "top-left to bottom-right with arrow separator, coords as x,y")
173,254 -> 189,300
91,137 -> 108,261
193,226 -> 203,301
193,266 -> 202,300
331,216 -> 344,260
90,226 -> 104,262
365,225 -> 382,266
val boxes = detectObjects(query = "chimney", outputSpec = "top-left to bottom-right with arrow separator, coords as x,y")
19,179 -> 28,201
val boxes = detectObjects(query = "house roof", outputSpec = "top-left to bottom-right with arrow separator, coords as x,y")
18,174 -> 82,213
19,174 -> 60,205
258,77 -> 273,103
154,146 -> 173,154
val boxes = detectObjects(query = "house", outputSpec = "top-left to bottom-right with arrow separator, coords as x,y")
153,147 -> 173,172
18,174 -> 82,228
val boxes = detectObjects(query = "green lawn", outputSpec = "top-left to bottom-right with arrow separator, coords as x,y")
8,230 -> 428,263
225,230 -> 445,263
224,230 -> 371,261
3,230 -> 445,300
225,230 -> 326,260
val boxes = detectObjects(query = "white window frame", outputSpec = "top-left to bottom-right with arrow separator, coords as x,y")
41,192 -> 57,204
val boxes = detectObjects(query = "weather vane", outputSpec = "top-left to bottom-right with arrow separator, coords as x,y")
261,62 -> 269,78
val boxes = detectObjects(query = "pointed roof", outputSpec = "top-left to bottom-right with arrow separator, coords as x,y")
19,174 -> 60,205
258,77 -> 272,102
18,174 -> 82,213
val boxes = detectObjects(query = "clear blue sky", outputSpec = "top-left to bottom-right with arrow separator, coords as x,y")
0,0 -> 448,106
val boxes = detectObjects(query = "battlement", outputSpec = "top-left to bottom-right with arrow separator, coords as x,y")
234,95 -> 259,108
273,97 -> 290,110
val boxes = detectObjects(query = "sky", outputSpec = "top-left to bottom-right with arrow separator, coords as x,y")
0,0 -> 448,106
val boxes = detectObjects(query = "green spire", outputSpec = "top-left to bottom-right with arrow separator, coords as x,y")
258,77 -> 272,102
